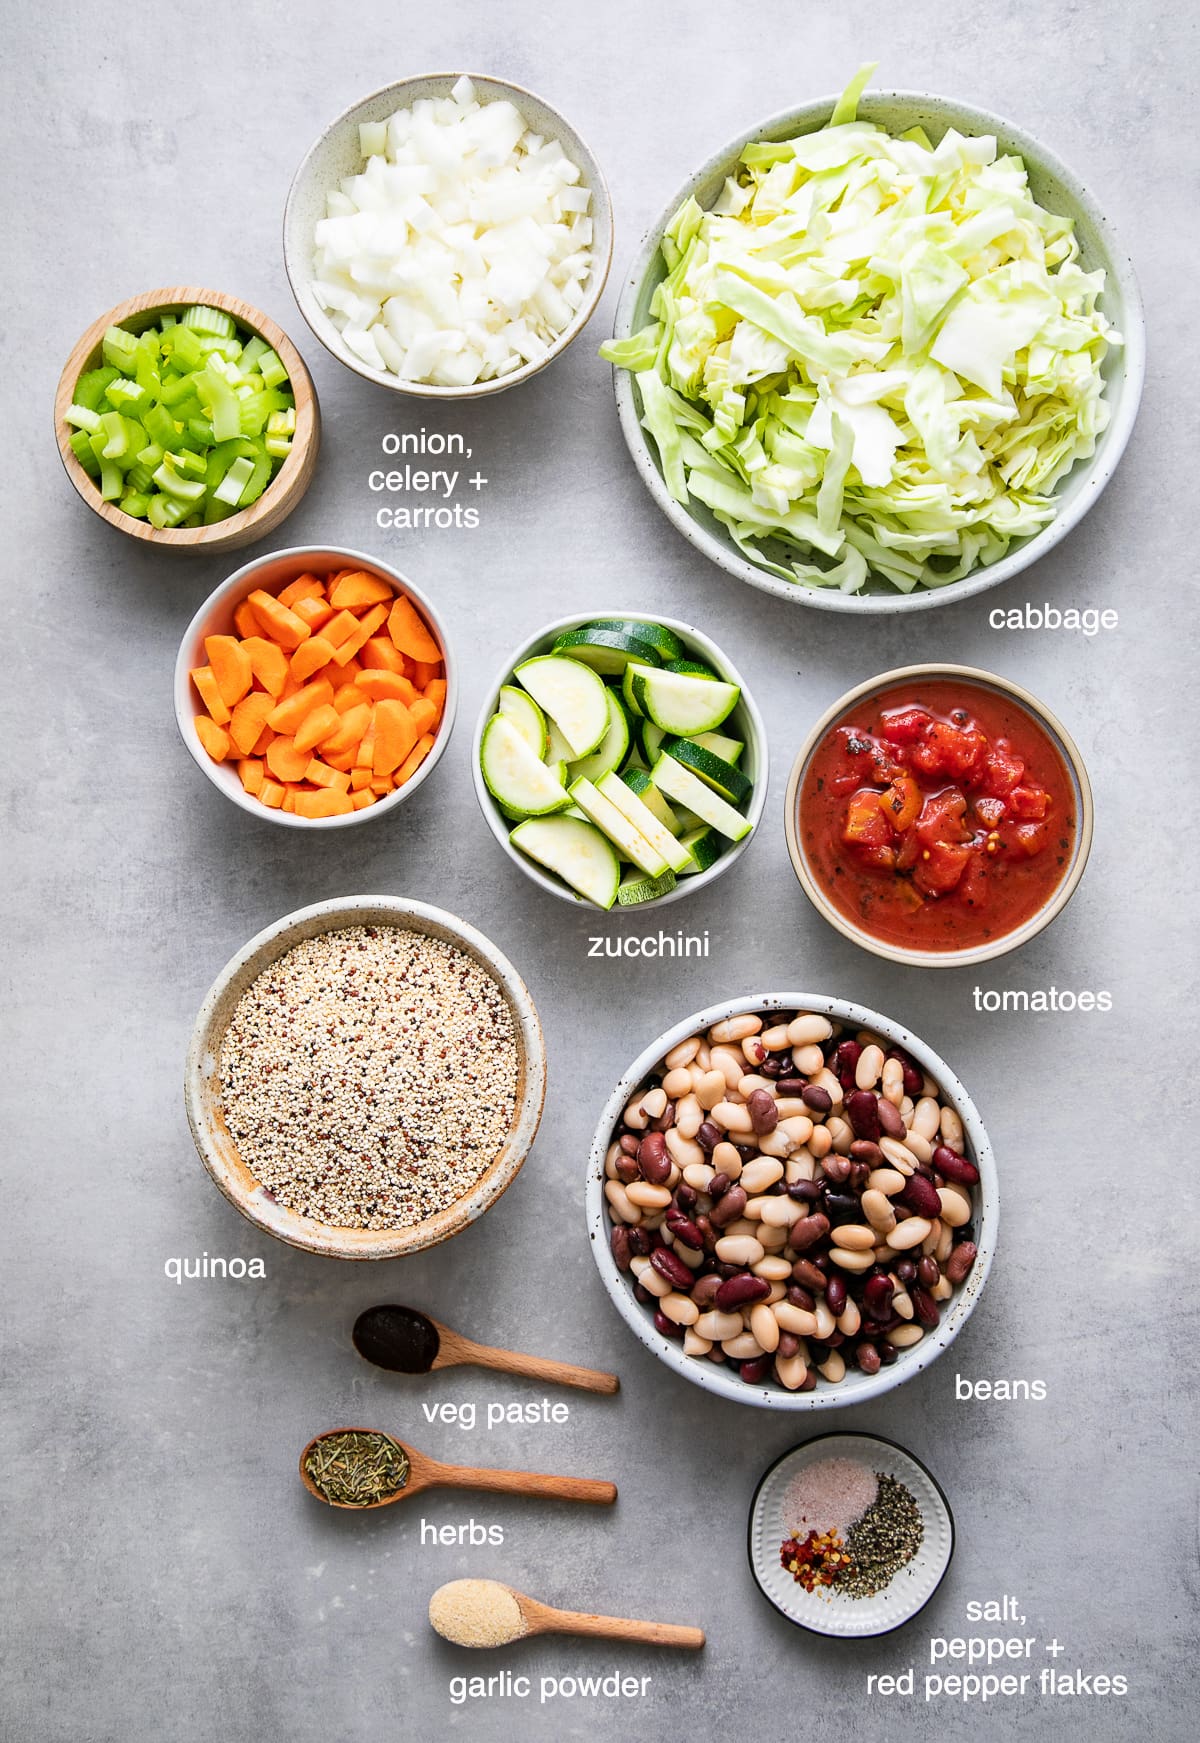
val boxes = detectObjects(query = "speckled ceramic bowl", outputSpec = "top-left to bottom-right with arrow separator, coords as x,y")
186,896 -> 546,1259
610,89 -> 1144,612
284,72 -> 613,399
587,994 -> 995,1409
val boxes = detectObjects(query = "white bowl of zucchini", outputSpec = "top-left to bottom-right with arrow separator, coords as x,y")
471,612 -> 768,911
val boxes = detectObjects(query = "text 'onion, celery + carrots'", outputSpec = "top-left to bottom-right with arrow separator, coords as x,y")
62,305 -> 295,529
601,65 -> 1120,595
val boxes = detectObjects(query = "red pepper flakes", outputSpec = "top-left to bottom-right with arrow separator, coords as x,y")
779,1528 -> 854,1591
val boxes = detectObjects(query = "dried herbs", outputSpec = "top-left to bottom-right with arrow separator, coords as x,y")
303,1431 -> 411,1506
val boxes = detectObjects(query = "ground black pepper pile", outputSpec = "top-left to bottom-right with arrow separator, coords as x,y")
839,1472 -> 924,1596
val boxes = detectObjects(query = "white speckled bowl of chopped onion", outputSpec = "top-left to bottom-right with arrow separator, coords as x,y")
284,73 -> 613,398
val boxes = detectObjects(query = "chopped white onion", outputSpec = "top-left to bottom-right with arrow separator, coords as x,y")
311,87 -> 594,385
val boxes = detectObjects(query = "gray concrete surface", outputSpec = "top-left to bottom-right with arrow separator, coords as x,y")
4,2 -> 1197,1739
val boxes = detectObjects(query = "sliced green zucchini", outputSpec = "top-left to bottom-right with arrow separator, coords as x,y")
640,719 -> 667,765
565,690 -> 631,785
678,824 -> 722,874
514,655 -> 610,758
552,626 -> 663,675
650,754 -> 752,842
587,618 -> 685,662
569,778 -> 669,877
510,815 -> 620,909
692,729 -> 744,765
617,867 -> 678,905
626,665 -> 740,735
666,657 -> 719,679
663,737 -> 753,805
498,684 -> 547,758
480,715 -> 571,817
545,718 -> 574,765
621,767 -> 681,834
596,771 -> 694,873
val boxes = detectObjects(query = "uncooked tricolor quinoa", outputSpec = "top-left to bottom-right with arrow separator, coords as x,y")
219,926 -> 518,1229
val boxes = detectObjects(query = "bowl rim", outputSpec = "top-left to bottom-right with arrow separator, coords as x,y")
469,609 -> 769,909
585,990 -> 997,1410
782,662 -> 1095,967
173,543 -> 457,829
610,86 -> 1146,613
283,70 -> 614,400
185,895 -> 546,1259
54,286 -> 319,549
746,1430 -> 956,1637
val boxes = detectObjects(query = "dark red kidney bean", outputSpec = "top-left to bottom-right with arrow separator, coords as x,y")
801,1083 -> 833,1114
933,1145 -> 980,1185
823,1192 -> 859,1224
790,1213 -> 830,1251
788,1180 -> 823,1203
845,1091 -> 881,1143
917,1255 -> 939,1290
760,1055 -> 786,1080
946,1241 -> 978,1284
649,1101 -> 676,1132
824,1330 -> 845,1349
776,1077 -> 806,1096
615,1155 -> 638,1184
901,1174 -> 942,1219
848,1162 -> 871,1191
777,1331 -> 801,1360
791,1259 -> 827,1294
746,1089 -> 778,1135
707,1173 -> 730,1200
691,1274 -> 723,1307
833,1040 -> 862,1088
849,1139 -> 884,1166
822,1154 -> 852,1185
825,1275 -> 847,1315
651,1247 -> 694,1290
666,1213 -> 705,1251
878,1341 -> 898,1366
863,1274 -> 895,1316
709,1186 -> 748,1228
610,1227 -> 632,1271
734,1143 -> 759,1162
633,1283 -> 652,1305
913,1288 -> 940,1328
895,1259 -> 917,1284
693,1214 -> 717,1251
638,1131 -> 670,1184
877,1099 -> 905,1139
653,1309 -> 684,1340
786,1285 -> 816,1312
619,1133 -> 640,1157
696,1121 -> 720,1153
714,1261 -> 741,1280
739,1356 -> 771,1384
627,1228 -> 651,1257
855,1341 -> 882,1375
673,1182 -> 697,1211
798,1366 -> 818,1392
716,1273 -> 771,1312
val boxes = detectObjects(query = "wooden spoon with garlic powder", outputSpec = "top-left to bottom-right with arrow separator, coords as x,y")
429,1578 -> 705,1651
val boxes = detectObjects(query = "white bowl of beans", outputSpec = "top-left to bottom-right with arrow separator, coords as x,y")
587,995 -> 996,1409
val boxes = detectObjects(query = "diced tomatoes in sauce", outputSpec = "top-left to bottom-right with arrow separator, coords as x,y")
800,682 -> 1076,951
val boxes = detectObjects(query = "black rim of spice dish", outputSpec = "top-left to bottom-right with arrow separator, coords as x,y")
746,1431 -> 955,1639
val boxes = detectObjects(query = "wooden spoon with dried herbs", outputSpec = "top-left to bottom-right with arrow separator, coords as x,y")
298,1428 -> 617,1512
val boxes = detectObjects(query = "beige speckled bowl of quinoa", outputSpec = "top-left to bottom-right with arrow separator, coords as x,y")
185,896 -> 546,1258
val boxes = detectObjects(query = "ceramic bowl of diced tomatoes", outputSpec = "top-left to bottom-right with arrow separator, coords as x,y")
785,665 -> 1093,967
174,545 -> 455,826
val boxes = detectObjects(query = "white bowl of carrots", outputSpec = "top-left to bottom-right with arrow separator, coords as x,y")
174,545 -> 455,827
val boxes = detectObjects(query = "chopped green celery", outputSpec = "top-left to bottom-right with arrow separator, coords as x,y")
265,408 -> 295,458
238,395 -> 271,437
151,460 -> 206,503
203,495 -> 238,524
237,456 -> 272,506
239,334 -> 269,371
99,459 -> 123,500
69,430 -> 103,475
105,377 -> 148,413
142,403 -> 180,448
120,490 -> 151,518
98,411 -> 142,462
260,387 -> 293,416
164,324 -> 205,371
101,324 -> 140,374
125,462 -> 153,492
257,347 -> 288,389
182,303 -> 236,339
64,403 -> 102,434
198,360 -> 243,442
160,312 -> 177,328
168,447 -> 208,482
147,493 -> 188,528
137,441 -> 165,468
213,455 -> 255,505
74,366 -> 119,410
160,372 -> 200,408
186,417 -> 215,446
196,335 -> 242,363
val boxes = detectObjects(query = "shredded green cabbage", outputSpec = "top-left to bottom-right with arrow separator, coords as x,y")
602,66 -> 1120,594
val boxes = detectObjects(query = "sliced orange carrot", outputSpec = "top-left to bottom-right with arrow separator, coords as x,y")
370,777 -> 395,794
409,696 -> 438,739
350,789 -> 378,810
290,636 -> 336,683
328,570 -> 394,610
295,788 -> 354,819
266,736 -> 312,783
332,682 -> 370,715
293,595 -> 335,632
229,692 -> 275,757
350,766 -> 374,791
242,636 -> 289,698
281,788 -> 298,813
251,722 -> 276,756
277,573 -> 325,609
322,746 -> 357,772
191,665 -> 231,725
237,758 -> 265,795
358,670 -> 417,704
395,732 -> 436,787
321,702 -> 372,757
387,594 -> 441,663
267,677 -> 335,735
234,599 -> 262,640
354,716 -> 377,769
424,676 -> 447,709
294,703 -> 341,757
373,699 -> 418,777
305,759 -> 352,793
360,635 -> 407,675
330,657 -> 364,690
322,609 -> 359,650
332,601 -> 389,666
195,716 -> 231,762
258,778 -> 286,809
248,589 -> 311,650
205,635 -> 254,708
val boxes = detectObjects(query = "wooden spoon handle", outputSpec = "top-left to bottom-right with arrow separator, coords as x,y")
430,1462 -> 616,1506
458,1338 -> 619,1395
536,1609 -> 705,1650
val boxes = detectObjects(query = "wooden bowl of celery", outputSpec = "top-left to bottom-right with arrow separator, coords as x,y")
55,287 -> 320,555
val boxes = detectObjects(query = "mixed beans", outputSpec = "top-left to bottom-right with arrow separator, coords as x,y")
602,1009 -> 980,1392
